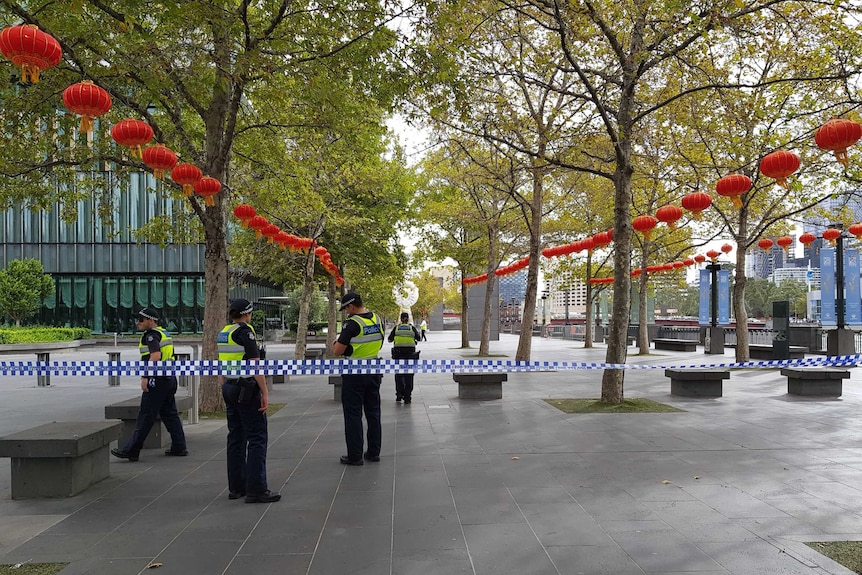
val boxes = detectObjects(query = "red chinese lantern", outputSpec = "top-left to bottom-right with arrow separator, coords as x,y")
62,80 -> 111,135
706,249 -> 721,260
849,223 -> 862,240
683,258 -> 695,266
171,163 -> 202,197
759,150 -> 800,190
823,228 -> 841,246
631,268 -> 642,277
681,191 -> 712,220
248,216 -> 268,238
656,205 -> 683,230
592,231 -> 611,247
193,176 -> 221,207
815,118 -> 862,167
694,254 -> 706,263
776,236 -> 793,252
715,174 -> 752,209
799,232 -> 817,247
110,119 -> 154,158
721,243 -> 733,254
141,144 -> 178,180
0,25 -> 62,83
581,236 -> 596,252
662,263 -> 674,272
233,204 -> 255,227
275,231 -> 292,250
632,215 -> 658,240
757,238 -> 774,251
672,261 -> 685,269
262,223 -> 280,243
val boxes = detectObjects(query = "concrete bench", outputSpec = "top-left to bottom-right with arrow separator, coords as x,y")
105,395 -> 195,449
781,367 -> 849,397
665,368 -> 729,398
654,338 -> 698,352
305,347 -> 326,360
0,421 -> 121,499
453,373 -> 507,399
329,375 -> 341,401
749,344 -> 807,360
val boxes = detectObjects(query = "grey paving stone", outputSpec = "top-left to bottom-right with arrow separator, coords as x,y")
698,540 -> 829,575
224,553 -> 312,574
611,527 -> 723,572
56,557 -> 152,575
390,548 -> 474,575
307,526 -> 391,575
520,501 -> 614,547
451,486 -> 525,525
327,490 -> 393,529
462,523 -> 558,575
147,535 -> 244,574
545,544 -> 649,575
393,504 -> 466,551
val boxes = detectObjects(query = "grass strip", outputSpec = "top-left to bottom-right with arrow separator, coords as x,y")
806,541 -> 862,573
0,563 -> 67,575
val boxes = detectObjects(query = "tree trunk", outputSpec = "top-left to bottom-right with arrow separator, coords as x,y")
294,250 -> 316,359
479,230 -> 499,356
199,206 -> 228,413
327,275 -> 338,351
515,160 -> 545,361
585,253 -> 594,348
459,264 -> 471,349
638,249 -> 649,354
601,149 -> 634,404
733,234 -> 749,362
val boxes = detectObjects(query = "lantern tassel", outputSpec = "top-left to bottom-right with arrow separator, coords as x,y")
131,145 -> 143,159
240,220 -> 249,228
732,197 -> 743,209
79,116 -> 94,135
153,169 -> 165,180
182,185 -> 193,197
834,150 -> 849,167
668,222 -> 677,230
691,212 -> 702,221
205,196 -> 215,207
775,178 -> 789,190
21,63 -> 40,84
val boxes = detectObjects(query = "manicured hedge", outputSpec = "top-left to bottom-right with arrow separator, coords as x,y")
0,327 -> 91,344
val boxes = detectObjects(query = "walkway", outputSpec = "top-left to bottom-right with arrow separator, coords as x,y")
1,332 -> 861,574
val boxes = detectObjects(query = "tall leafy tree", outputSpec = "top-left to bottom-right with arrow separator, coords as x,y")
0,0 -> 418,409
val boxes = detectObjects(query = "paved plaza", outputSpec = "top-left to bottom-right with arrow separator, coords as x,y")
1,332 -> 862,574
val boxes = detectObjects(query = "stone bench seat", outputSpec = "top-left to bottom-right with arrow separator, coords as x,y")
453,373 -> 507,399
654,338 -> 698,352
329,375 -> 342,401
780,367 -> 849,397
105,395 -> 195,449
749,344 -> 808,360
665,368 -> 730,398
0,421 -> 121,499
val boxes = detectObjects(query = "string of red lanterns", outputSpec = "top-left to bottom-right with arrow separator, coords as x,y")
231,205 -> 344,286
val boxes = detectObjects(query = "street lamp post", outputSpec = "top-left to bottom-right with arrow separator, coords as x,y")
826,223 -> 856,355
541,292 -> 548,326
705,260 -> 725,354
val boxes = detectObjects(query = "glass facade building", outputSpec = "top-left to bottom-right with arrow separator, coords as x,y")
0,171 -> 281,333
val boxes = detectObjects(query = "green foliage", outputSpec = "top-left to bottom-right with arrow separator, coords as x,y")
0,327 -> 90,344
0,259 -> 55,326
744,278 -> 809,318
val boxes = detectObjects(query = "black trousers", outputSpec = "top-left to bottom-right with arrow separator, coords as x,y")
123,376 -> 186,455
392,347 -> 418,400
222,381 -> 269,495
341,373 -> 382,460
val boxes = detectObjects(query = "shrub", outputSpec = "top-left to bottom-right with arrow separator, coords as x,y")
0,326 -> 92,344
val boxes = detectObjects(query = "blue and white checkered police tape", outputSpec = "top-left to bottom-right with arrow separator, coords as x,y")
1,355 -> 860,377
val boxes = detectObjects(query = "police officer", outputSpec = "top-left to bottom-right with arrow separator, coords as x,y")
332,292 -> 384,465
218,298 -> 281,503
388,312 -> 420,403
111,307 -> 187,462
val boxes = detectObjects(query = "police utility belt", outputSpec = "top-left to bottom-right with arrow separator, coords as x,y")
226,376 -> 258,387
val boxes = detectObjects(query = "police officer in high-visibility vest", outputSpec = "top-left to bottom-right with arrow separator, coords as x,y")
218,298 -> 280,503
111,307 -> 187,462
332,292 -> 384,465
387,312 -> 420,404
